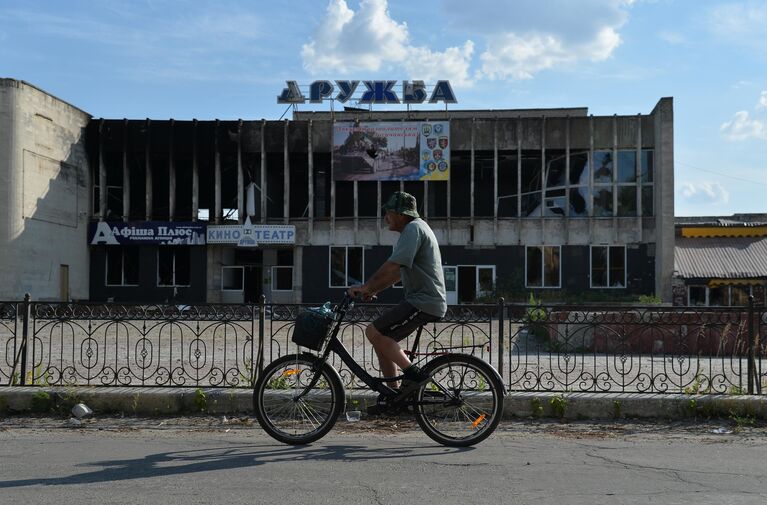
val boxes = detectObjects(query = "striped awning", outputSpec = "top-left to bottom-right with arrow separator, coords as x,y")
675,236 -> 767,279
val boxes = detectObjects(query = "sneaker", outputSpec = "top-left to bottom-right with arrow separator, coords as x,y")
366,393 -> 391,416
398,365 -> 431,396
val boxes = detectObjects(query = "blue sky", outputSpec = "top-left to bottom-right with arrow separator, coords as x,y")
1,0 -> 765,216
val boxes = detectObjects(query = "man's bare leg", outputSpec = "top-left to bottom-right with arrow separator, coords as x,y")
366,324 -> 411,389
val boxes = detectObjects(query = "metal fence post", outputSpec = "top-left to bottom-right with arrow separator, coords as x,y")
497,298 -> 505,380
747,296 -> 757,395
258,294 -> 266,374
19,293 -> 30,386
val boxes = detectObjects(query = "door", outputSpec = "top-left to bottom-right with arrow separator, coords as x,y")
59,265 -> 70,302
458,266 -> 476,304
243,266 -> 262,304
443,266 -> 457,305
477,266 -> 496,299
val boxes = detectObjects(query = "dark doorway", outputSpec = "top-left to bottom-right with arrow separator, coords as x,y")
458,266 -> 476,303
244,266 -> 262,303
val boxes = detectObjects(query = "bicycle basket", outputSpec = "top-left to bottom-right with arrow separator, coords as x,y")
292,307 -> 335,351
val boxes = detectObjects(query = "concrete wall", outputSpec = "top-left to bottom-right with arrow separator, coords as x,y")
0,79 -> 91,301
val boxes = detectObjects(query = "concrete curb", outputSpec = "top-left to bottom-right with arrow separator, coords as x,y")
1,387 -> 766,421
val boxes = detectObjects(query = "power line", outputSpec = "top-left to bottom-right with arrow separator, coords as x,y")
676,160 -> 767,187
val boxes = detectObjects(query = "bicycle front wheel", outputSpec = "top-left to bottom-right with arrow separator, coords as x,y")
414,354 -> 504,447
253,353 -> 344,445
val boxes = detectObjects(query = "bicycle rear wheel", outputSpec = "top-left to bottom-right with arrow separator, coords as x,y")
253,353 -> 344,445
414,354 -> 504,447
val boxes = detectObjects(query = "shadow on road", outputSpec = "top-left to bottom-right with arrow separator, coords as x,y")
0,442 -> 473,488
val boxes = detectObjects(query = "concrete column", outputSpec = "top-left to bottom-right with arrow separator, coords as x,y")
353,180 -> 358,239
283,119 -> 289,224
493,118 -> 498,244
470,118 -> 475,236
376,181 -> 381,245
98,119 -> 107,221
612,114 -> 618,242
145,118 -> 152,221
588,115 -> 594,243
260,119 -> 266,223
636,114 -> 643,242
330,119 -> 335,240
192,119 -> 199,222
540,116 -> 546,240
237,120 -> 244,224
564,116 -> 570,242
653,97 -> 674,302
307,120 -> 314,242
516,118 -> 522,244
168,119 -> 176,221
122,118 -> 130,222
214,119 -> 221,224
292,245 -> 302,304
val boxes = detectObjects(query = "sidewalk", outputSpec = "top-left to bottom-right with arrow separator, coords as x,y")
2,387 -> 766,420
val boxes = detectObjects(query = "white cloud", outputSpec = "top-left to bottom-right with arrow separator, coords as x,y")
658,30 -> 685,44
679,182 -> 730,205
720,111 -> 767,141
453,0 -> 631,80
758,91 -> 767,109
708,2 -> 767,51
301,0 -> 474,86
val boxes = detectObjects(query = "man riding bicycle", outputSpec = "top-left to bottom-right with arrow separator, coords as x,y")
348,191 -> 447,409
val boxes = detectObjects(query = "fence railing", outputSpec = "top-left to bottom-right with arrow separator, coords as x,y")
0,295 -> 764,394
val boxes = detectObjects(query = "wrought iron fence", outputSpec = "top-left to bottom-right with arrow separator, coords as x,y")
0,295 -> 764,394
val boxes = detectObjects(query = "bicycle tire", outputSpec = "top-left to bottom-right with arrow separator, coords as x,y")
253,353 -> 344,445
414,354 -> 504,447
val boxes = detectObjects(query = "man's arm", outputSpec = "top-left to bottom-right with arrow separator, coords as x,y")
348,261 -> 401,300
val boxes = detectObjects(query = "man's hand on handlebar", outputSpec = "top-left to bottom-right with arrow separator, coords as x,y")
347,284 -> 376,302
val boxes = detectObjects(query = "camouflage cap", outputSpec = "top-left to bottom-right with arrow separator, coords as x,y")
382,191 -> 420,218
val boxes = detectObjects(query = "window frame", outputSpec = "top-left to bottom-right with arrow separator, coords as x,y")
687,285 -> 753,306
271,265 -> 294,292
525,245 -> 561,289
328,246 -> 365,288
157,247 -> 192,288
221,266 -> 244,292
105,248 -> 140,287
589,245 -> 627,289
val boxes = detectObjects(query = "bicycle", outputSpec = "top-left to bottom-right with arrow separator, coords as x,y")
253,294 -> 506,447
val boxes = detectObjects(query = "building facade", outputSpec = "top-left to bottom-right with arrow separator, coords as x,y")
85,100 -> 675,305
0,79 -> 91,301
674,215 -> 767,306
0,79 -> 676,304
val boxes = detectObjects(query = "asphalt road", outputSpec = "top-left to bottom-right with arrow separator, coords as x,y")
0,417 -> 765,505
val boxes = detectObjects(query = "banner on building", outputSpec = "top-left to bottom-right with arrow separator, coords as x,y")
89,221 -> 207,245
332,121 -> 450,181
206,217 -> 295,247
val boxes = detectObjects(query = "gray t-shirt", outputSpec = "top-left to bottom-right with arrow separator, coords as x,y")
388,218 -> 447,317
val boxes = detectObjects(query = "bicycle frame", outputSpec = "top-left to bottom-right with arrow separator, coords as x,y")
294,294 -> 424,402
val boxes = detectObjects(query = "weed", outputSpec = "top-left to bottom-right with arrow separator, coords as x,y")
31,391 -> 52,413
684,375 -> 706,395
10,372 -> 20,386
239,359 -> 254,388
193,388 -> 207,412
729,410 -> 756,432
613,400 -> 622,419
685,398 -> 698,417
530,397 -> 543,418
638,294 -> 662,304
550,394 -> 567,419
729,385 -> 745,395
267,376 -> 290,390
131,393 -> 141,414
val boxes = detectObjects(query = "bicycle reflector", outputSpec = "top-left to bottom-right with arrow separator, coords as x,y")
472,414 -> 486,428
291,305 -> 334,351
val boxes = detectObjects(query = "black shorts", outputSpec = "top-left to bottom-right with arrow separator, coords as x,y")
372,301 -> 441,342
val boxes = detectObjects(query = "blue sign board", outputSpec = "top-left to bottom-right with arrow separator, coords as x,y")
89,221 -> 207,245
